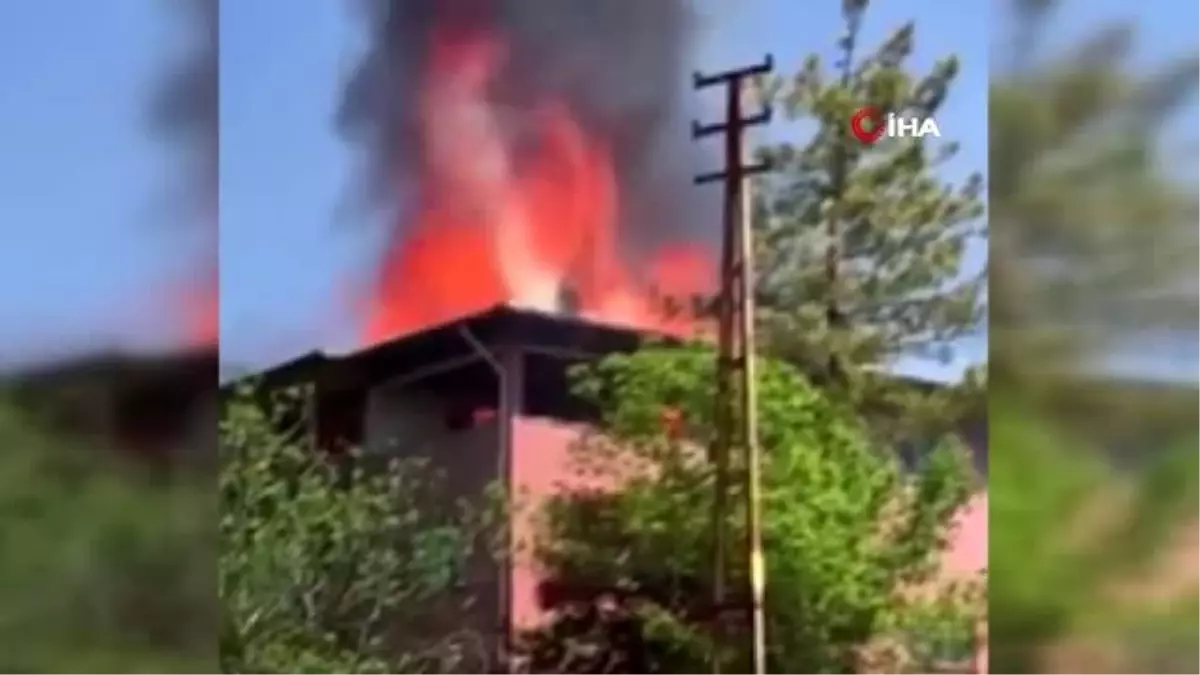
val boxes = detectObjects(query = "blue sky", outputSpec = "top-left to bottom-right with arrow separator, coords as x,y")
0,0 -> 1195,382
0,1 -> 200,366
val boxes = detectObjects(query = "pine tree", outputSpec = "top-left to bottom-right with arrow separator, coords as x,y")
988,1 -> 1198,670
749,0 -> 986,437
989,0 -> 1198,390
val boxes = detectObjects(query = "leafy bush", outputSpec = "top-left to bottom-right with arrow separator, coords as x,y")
219,386 -> 499,673
518,346 -> 980,673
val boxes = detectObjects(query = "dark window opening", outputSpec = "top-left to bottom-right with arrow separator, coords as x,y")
315,386 -> 366,454
445,401 -> 498,431
113,385 -> 196,460
386,359 -> 501,431
522,352 -> 599,423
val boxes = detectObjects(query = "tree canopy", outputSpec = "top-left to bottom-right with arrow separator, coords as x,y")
0,402 -> 215,672
219,387 -> 498,673
751,0 -> 985,385
989,0 -> 1198,385
519,346 -> 981,673
986,0 -> 1199,670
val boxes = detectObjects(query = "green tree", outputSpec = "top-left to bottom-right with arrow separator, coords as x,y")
0,402 -> 216,672
219,387 -> 498,673
518,346 -> 980,673
989,0 -> 1197,387
987,0 -> 1199,671
990,393 -> 1198,673
750,0 -> 985,429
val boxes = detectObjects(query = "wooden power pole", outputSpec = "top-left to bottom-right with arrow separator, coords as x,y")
692,54 -> 774,675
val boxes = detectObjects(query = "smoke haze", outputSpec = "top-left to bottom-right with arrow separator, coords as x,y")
338,0 -> 715,258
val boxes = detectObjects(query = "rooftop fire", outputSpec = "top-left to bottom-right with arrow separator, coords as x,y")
339,0 -> 718,345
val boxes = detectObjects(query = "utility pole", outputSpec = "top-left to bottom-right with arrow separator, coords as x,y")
692,54 -> 773,675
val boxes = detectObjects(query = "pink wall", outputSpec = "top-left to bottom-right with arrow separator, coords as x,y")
509,418 -> 604,629
944,493 -> 988,576
937,492 -> 988,672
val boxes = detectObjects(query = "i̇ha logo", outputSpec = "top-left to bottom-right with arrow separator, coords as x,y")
850,106 -> 941,145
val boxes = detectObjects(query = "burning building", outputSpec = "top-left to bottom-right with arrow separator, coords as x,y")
221,0 -> 989,666
319,0 -> 730,646
233,302 -> 990,667
242,305 -> 658,647
213,0 -> 993,665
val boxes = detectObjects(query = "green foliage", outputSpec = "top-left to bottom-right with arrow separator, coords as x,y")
987,394 -> 1108,671
520,346 -> 978,673
1120,594 -> 1200,673
989,393 -> 1199,672
750,0 -> 985,382
986,0 -> 1199,670
0,402 -> 216,672
893,579 -> 984,667
219,386 -> 497,673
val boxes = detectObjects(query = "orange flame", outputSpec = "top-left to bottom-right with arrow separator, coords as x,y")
365,27 -> 715,346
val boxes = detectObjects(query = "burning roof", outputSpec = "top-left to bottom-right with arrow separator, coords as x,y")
338,0 -> 718,346
237,303 -> 667,394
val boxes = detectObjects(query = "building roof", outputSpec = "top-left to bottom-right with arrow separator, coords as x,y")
231,304 -> 671,394
7,345 -> 218,392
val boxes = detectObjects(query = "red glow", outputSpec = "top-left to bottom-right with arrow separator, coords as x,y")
363,24 -> 716,345
185,265 -> 218,348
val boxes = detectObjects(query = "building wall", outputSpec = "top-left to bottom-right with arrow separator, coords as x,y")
365,380 -> 454,457
363,375 -> 505,650
508,417 -> 615,629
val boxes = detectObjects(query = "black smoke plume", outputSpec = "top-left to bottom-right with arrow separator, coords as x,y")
337,0 -> 715,254
151,0 -> 218,221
